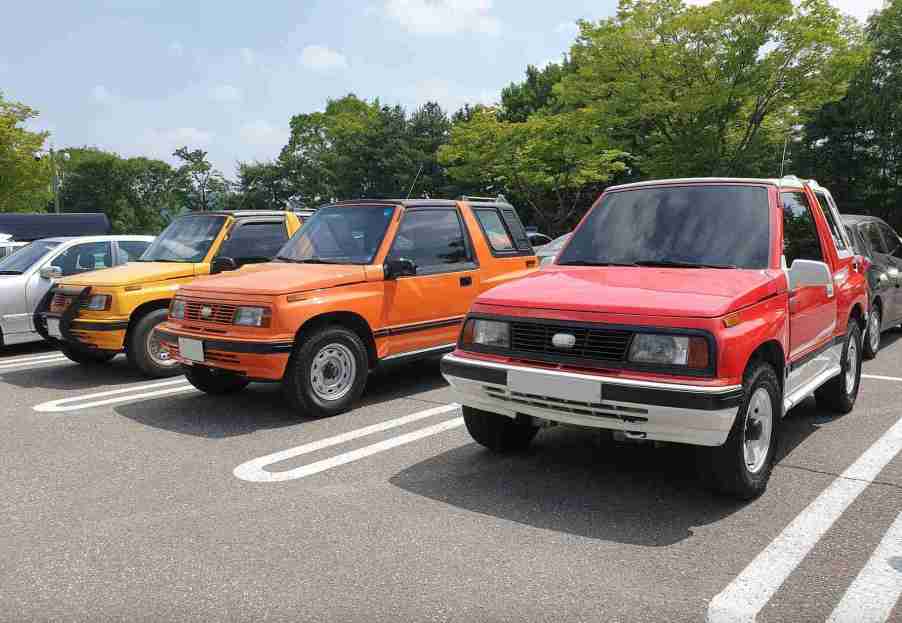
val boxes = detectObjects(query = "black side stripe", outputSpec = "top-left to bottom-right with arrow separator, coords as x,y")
374,317 -> 464,338
789,334 -> 845,371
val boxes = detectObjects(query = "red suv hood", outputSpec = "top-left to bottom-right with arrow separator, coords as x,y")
478,267 -> 783,318
182,263 -> 367,296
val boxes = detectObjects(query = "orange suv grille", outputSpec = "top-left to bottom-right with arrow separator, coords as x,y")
183,300 -> 238,325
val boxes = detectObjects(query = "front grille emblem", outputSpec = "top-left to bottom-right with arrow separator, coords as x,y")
200,306 -> 213,319
551,333 -> 576,349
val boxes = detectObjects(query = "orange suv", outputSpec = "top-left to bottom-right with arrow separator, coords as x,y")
156,198 -> 538,416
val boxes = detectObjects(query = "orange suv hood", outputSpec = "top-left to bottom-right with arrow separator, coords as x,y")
182,262 -> 368,296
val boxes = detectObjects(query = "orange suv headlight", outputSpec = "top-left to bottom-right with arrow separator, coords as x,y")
233,306 -> 271,328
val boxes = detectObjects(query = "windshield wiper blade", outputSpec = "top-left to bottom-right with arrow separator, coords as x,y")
557,260 -> 638,267
633,259 -> 737,269
0,270 -> 22,275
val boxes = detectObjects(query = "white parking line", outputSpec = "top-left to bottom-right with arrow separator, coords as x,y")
0,354 -> 68,370
33,378 -> 194,413
0,352 -> 67,364
707,415 -> 902,623
862,374 -> 902,383
827,511 -> 902,623
234,404 -> 461,482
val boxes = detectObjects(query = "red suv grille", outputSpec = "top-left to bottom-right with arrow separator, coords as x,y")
509,321 -> 633,362
183,300 -> 238,325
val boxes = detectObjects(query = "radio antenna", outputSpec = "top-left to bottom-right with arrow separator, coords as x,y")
406,164 -> 424,199
779,134 -> 790,178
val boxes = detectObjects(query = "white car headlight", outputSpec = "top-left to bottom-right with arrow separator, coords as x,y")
170,299 -> 186,320
628,333 -> 709,369
233,306 -> 270,327
462,319 -> 509,348
85,294 -> 111,311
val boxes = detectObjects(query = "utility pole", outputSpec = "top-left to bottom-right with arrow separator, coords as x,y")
50,147 -> 60,214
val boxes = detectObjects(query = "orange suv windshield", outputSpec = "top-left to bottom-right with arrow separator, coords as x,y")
276,205 -> 395,265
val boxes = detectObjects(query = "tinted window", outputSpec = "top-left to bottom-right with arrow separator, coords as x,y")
845,226 -> 868,256
557,185 -> 770,269
388,209 -> 472,272
782,192 -> 824,265
861,222 -> 888,254
218,222 -> 287,264
117,240 -> 151,262
0,240 -> 59,274
474,209 -> 514,251
878,223 -> 901,255
814,191 -> 847,251
52,242 -> 113,276
500,206 -> 532,251
278,205 -> 395,265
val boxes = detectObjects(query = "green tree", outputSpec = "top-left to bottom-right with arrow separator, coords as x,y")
799,0 -> 901,225
59,148 -> 182,234
439,108 -> 629,234
499,60 -> 573,122
558,0 -> 862,178
230,161 -> 291,211
173,146 -> 230,211
0,93 -> 52,213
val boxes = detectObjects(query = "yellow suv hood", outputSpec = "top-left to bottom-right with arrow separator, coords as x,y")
58,262 -> 199,288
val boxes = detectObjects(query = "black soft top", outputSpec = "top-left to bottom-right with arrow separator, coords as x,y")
0,213 -> 111,242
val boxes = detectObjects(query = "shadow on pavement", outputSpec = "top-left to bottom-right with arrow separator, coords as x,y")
0,357 -> 155,390
0,342 -> 57,359
391,396 -> 832,545
112,357 -> 450,439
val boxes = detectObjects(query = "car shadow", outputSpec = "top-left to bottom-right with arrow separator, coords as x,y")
390,396 -> 831,546
112,357 -> 450,439
0,356 -> 157,390
878,329 -> 902,350
0,342 -> 57,359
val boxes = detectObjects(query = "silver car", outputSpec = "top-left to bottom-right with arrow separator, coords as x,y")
0,235 -> 154,346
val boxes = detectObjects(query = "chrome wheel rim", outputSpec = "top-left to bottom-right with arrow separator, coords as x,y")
310,343 -> 356,401
147,328 -> 178,368
743,387 -> 773,475
868,311 -> 880,353
845,335 -> 859,396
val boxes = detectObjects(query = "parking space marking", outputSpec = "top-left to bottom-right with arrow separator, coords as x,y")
234,404 -> 461,483
0,354 -> 68,370
707,415 -> 902,623
32,378 -> 194,413
862,374 -> 902,383
0,352 -> 66,364
827,511 -> 902,623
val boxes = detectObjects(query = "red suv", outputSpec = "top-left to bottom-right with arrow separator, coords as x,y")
442,177 -> 868,498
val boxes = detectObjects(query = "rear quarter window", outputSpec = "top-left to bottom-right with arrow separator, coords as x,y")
473,206 -> 533,257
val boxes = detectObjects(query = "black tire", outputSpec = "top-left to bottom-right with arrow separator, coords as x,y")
463,406 -> 539,453
61,345 -> 116,365
862,304 -> 880,360
699,361 -> 781,500
815,321 -> 863,414
126,308 -> 182,378
282,325 -> 368,418
184,365 -> 249,395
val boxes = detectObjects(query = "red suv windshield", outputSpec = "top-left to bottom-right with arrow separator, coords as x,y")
557,185 -> 771,269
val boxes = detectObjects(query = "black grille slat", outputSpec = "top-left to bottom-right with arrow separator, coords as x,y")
509,322 -> 632,363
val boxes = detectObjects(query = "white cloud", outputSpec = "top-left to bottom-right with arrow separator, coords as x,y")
137,127 -> 213,160
210,84 -> 242,103
239,120 -> 286,150
384,0 -> 500,36
239,47 -> 255,66
684,0 -> 884,22
407,78 -> 497,113
299,44 -> 348,71
168,41 -> 184,57
91,85 -> 111,102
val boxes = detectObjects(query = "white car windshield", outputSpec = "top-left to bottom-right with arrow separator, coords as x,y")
0,240 -> 60,275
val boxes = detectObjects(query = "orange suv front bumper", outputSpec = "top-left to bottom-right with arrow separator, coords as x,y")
155,322 -> 293,381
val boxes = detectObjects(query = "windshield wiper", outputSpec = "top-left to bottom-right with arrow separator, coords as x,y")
633,259 -> 737,269
0,270 -> 22,275
557,260 -> 638,267
277,256 -> 348,265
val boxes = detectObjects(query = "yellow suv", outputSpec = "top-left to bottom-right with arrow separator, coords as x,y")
38,210 -> 303,377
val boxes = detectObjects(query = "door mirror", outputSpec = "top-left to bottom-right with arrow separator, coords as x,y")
788,259 -> 832,291
210,256 -> 238,275
39,265 -> 62,280
384,258 -> 417,279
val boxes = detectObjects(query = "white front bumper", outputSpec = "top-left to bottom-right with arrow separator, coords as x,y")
441,354 -> 743,447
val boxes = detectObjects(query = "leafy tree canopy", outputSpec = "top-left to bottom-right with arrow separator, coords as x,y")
0,93 -> 52,213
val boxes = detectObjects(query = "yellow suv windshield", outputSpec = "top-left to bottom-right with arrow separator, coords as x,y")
138,214 -> 227,263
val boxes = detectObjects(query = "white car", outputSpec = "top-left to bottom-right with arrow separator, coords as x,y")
0,235 -> 154,346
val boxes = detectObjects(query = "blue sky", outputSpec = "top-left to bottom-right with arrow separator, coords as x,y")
1,0 -> 885,177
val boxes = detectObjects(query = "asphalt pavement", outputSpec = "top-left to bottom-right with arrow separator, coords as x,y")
1,336 -> 901,622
